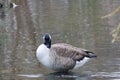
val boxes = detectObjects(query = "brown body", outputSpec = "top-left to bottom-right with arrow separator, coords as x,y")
47,43 -> 96,71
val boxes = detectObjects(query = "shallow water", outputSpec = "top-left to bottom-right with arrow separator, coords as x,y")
1,71 -> 120,80
0,0 -> 120,80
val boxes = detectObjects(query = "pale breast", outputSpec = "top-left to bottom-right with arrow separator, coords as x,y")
36,44 -> 52,69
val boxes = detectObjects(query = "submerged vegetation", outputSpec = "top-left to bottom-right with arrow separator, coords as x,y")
101,6 -> 120,43
111,23 -> 120,43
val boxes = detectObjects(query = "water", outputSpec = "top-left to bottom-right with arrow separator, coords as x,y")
0,0 -> 120,80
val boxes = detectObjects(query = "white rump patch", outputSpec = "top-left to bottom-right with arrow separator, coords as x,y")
73,57 -> 90,70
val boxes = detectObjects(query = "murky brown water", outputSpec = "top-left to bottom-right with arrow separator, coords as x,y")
0,0 -> 120,80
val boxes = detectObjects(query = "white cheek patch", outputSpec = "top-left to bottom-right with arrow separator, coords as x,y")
43,33 -> 51,41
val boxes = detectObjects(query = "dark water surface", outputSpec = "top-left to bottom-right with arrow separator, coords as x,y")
0,0 -> 120,80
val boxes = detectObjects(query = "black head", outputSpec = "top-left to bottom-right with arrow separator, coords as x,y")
43,33 -> 51,48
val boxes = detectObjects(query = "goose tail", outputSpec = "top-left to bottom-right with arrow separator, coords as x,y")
84,51 -> 97,58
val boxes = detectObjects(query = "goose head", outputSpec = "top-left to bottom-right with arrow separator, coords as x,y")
10,2 -> 18,8
43,33 -> 51,48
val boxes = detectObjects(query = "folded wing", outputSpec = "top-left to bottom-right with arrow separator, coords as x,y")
51,43 -> 96,61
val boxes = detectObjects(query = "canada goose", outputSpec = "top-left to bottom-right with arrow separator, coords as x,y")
36,33 -> 97,72
10,2 -> 18,8
0,2 -> 18,9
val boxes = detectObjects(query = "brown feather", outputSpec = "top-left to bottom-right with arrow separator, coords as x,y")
51,43 -> 90,61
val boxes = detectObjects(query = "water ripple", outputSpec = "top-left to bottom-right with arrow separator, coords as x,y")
91,72 -> 120,78
18,74 -> 44,78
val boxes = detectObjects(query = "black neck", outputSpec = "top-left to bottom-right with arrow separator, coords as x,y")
44,41 -> 51,48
